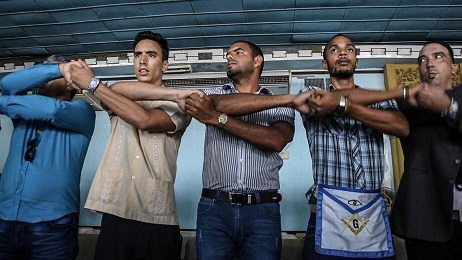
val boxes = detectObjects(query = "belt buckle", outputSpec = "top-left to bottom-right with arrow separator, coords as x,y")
228,192 -> 252,205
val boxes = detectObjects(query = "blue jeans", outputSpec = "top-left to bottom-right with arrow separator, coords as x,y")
196,197 -> 281,260
0,213 -> 79,260
303,213 -> 395,260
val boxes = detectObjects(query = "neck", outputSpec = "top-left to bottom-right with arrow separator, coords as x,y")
144,79 -> 164,87
232,75 -> 260,93
329,77 -> 356,90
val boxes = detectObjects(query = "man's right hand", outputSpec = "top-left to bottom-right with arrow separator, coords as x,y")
175,89 -> 204,111
67,59 -> 96,91
59,61 -> 84,90
307,90 -> 341,117
405,83 -> 422,108
185,93 -> 220,125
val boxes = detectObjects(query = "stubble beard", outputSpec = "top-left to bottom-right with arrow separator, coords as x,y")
330,66 -> 355,80
227,68 -> 241,79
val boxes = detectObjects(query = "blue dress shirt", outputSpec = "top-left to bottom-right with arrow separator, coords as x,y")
0,63 -> 96,223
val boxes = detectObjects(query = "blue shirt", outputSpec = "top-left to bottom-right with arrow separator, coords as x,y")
300,84 -> 398,200
202,84 -> 295,192
0,63 -> 96,223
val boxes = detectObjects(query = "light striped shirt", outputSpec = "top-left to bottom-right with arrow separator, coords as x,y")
300,84 -> 398,200
202,84 -> 295,192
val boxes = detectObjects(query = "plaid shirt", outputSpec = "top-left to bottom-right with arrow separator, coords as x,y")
300,84 -> 398,200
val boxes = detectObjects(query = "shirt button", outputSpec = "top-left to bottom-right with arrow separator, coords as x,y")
455,159 -> 461,164
135,155 -> 140,159
131,176 -> 135,179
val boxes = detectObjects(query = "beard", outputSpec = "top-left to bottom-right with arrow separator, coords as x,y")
227,68 -> 241,79
330,66 -> 355,80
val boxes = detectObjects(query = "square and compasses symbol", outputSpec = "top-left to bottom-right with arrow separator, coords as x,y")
340,213 -> 370,236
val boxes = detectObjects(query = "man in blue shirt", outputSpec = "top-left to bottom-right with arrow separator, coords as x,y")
0,56 -> 96,259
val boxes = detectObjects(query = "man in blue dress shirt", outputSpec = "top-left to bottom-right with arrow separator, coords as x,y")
0,56 -> 96,259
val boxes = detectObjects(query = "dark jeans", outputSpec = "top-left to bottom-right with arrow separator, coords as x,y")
303,212 -> 395,260
196,197 -> 282,260
404,221 -> 462,260
95,213 -> 181,260
0,213 -> 79,260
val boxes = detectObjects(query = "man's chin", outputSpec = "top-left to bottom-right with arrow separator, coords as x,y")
136,75 -> 151,82
332,70 -> 354,79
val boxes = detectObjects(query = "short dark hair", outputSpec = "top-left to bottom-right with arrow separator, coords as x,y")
322,34 -> 357,60
421,41 -> 455,63
45,55 -> 71,63
133,31 -> 169,61
232,40 -> 265,76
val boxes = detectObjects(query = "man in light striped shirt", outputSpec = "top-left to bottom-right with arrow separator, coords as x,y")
184,41 -> 295,260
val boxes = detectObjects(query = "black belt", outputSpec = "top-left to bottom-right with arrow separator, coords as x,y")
201,188 -> 282,205
453,210 -> 462,222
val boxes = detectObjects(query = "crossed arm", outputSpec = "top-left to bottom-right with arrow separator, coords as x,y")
203,87 -> 410,138
67,60 -> 197,132
185,93 -> 294,152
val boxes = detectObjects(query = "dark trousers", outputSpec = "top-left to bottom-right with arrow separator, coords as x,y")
0,213 -> 79,260
95,213 -> 181,260
405,221 -> 462,260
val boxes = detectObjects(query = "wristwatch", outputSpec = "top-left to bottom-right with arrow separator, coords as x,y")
218,113 -> 228,128
88,77 -> 101,95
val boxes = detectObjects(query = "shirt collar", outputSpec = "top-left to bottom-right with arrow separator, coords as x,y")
222,83 -> 272,95
327,84 -> 361,91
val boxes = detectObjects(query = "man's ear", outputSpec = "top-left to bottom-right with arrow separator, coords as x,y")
322,60 -> 328,70
162,60 -> 169,73
254,55 -> 263,69
451,63 -> 460,77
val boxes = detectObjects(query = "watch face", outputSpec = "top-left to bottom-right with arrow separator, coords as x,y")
218,114 -> 227,126
90,78 -> 98,88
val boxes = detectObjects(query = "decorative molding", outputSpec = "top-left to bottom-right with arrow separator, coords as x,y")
1,44 -> 461,73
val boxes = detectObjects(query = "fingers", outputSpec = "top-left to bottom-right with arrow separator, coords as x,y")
67,82 -> 81,91
191,89 -> 205,98
77,59 -> 89,69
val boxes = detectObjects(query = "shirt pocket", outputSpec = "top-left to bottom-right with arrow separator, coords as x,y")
89,169 -> 123,204
319,117 -> 344,135
143,179 -> 175,216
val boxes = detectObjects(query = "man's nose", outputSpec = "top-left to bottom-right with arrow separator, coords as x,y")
226,53 -> 233,60
426,58 -> 434,68
140,55 -> 147,64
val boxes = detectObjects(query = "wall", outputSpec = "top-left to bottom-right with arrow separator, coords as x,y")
0,72 -> 393,231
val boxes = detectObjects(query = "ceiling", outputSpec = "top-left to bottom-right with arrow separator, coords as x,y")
0,0 -> 461,77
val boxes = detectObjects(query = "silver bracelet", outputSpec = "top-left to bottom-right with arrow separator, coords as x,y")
403,86 -> 408,102
336,96 -> 347,116
447,98 -> 458,121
